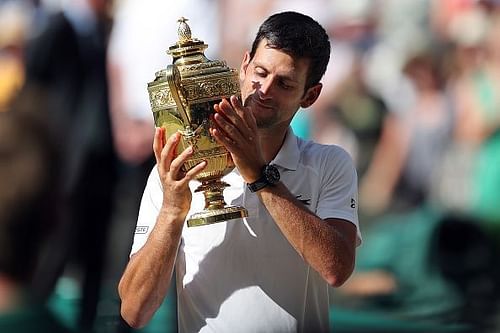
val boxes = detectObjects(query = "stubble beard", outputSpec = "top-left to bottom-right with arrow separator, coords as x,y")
243,95 -> 278,129
255,115 -> 278,129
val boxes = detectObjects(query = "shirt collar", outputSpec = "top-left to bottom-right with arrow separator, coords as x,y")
271,127 -> 300,171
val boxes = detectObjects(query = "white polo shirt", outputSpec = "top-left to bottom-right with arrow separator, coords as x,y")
131,129 -> 360,333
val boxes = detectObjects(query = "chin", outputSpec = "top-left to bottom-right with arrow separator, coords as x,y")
255,115 -> 278,129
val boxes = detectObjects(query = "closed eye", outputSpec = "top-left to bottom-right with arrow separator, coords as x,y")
254,69 -> 267,78
279,81 -> 293,90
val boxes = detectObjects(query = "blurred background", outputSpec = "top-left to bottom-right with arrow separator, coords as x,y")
1,0 -> 499,332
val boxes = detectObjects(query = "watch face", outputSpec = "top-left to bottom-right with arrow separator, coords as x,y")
264,164 -> 280,184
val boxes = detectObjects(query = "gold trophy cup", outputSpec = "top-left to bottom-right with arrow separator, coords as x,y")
147,17 -> 248,227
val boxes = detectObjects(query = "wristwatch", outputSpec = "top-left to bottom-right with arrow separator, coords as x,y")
247,164 -> 280,193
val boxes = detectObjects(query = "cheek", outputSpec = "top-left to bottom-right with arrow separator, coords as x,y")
280,96 -> 303,115
240,77 -> 255,96
239,82 -> 252,103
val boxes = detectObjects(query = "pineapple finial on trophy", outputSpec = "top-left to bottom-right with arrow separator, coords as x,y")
177,17 -> 192,44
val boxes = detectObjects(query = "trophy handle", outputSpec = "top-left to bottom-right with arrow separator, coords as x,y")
166,64 -> 195,138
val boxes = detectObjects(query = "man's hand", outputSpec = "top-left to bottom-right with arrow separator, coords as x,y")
210,96 -> 266,183
153,128 -> 207,220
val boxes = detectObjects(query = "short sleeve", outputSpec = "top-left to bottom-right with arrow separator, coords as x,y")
316,147 -> 362,246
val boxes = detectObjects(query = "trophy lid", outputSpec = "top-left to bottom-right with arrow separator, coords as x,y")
148,17 -> 240,114
167,17 -> 209,62
164,17 -> 237,80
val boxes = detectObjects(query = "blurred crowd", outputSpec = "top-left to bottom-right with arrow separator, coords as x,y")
1,0 -> 500,332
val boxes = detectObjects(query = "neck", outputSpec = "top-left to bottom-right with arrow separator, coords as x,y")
259,125 -> 289,163
0,274 -> 23,312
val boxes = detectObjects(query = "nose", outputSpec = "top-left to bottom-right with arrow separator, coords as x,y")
257,77 -> 274,100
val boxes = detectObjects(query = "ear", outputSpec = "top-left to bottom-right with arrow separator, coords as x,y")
240,51 -> 251,82
300,83 -> 322,108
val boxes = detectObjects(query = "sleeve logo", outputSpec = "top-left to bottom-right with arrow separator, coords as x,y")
135,226 -> 149,234
350,198 -> 356,209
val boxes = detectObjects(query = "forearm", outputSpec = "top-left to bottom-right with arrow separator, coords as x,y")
118,208 -> 184,328
257,182 -> 356,287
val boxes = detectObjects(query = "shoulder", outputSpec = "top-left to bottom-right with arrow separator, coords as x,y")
138,165 -> 163,206
145,165 -> 162,190
297,137 -> 354,170
136,166 -> 163,223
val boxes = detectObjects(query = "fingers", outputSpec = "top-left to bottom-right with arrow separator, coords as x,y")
213,111 -> 239,143
213,97 -> 253,145
159,138 -> 207,182
156,131 -> 180,174
226,96 -> 256,135
231,95 -> 257,131
218,98 -> 238,122
210,126 -> 236,154
169,145 -> 192,175
229,95 -> 245,119
184,160 -> 207,181
171,148 -> 207,185
153,127 -> 164,164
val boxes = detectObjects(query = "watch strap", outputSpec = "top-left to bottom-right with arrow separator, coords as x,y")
247,164 -> 280,193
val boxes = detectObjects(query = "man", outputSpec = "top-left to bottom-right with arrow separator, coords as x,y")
0,88 -> 71,333
119,11 -> 360,332
24,0 -> 117,328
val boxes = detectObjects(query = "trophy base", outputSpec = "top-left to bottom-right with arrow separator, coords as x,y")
187,206 -> 248,227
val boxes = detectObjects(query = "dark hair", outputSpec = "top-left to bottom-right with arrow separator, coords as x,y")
249,11 -> 331,90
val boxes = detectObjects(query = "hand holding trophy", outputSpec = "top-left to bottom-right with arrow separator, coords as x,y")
147,17 -> 248,227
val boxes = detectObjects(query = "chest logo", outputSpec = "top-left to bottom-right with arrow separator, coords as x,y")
295,194 -> 311,206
